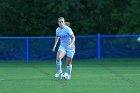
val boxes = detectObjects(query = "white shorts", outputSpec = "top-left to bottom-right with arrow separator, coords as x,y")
58,46 -> 75,58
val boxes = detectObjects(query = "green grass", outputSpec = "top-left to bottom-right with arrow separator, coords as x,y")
0,59 -> 140,93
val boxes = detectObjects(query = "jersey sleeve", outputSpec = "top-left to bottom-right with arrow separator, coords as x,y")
56,28 -> 59,37
67,27 -> 74,36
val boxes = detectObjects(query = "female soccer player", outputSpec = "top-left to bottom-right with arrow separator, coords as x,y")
52,17 -> 75,80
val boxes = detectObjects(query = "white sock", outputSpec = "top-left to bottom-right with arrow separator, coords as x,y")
56,60 -> 62,73
67,64 -> 72,75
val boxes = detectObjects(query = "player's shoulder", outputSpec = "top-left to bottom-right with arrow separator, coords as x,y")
65,25 -> 71,29
56,27 -> 60,32
64,25 -> 72,31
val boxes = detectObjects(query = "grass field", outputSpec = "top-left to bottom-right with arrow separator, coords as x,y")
0,59 -> 140,93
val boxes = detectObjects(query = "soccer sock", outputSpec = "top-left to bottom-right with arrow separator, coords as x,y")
67,64 -> 72,75
56,60 -> 62,72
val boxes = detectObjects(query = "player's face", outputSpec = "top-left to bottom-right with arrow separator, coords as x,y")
58,19 -> 65,28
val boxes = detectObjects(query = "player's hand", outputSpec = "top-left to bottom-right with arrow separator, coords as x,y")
67,44 -> 72,49
52,46 -> 56,52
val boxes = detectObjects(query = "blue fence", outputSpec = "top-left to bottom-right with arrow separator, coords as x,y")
0,34 -> 140,63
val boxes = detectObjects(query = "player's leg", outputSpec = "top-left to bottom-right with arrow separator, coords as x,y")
66,57 -> 73,79
66,50 -> 75,79
55,47 -> 66,77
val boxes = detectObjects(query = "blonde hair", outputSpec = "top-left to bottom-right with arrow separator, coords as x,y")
65,22 -> 70,26
58,17 -> 70,26
58,17 -> 65,22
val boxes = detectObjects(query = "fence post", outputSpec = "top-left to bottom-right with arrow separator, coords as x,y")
97,33 -> 101,61
26,37 -> 29,64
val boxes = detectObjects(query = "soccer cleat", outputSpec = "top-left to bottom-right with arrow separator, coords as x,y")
55,71 -> 62,78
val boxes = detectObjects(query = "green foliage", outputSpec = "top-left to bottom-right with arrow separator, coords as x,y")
0,0 -> 139,36
119,0 -> 140,34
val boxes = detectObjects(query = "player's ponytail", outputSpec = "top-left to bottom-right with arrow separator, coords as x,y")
65,22 -> 70,26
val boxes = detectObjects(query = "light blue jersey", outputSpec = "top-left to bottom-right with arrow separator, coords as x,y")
56,26 -> 75,48
56,25 -> 75,58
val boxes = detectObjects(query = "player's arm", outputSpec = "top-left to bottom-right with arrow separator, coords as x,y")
70,34 -> 75,46
52,36 -> 59,52
68,34 -> 75,49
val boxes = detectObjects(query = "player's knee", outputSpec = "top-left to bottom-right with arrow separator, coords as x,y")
57,57 -> 62,62
67,63 -> 71,66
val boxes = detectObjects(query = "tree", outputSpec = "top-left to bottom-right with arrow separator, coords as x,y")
0,0 -> 139,36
